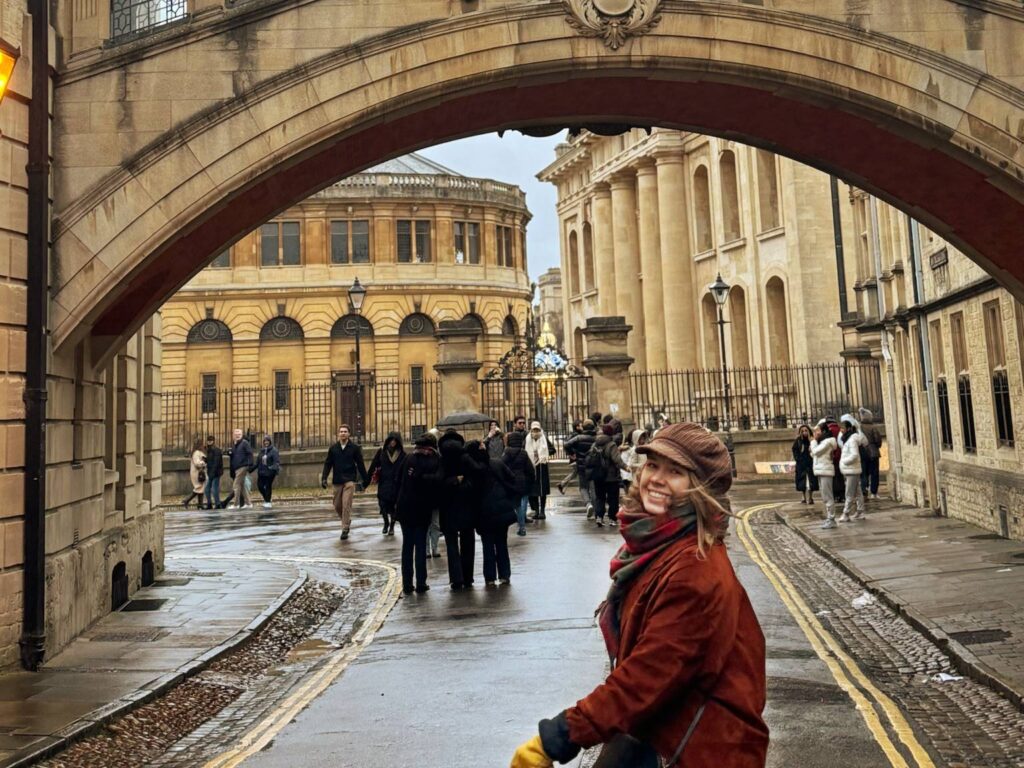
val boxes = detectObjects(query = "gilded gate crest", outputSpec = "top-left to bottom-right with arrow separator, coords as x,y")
562,0 -> 663,50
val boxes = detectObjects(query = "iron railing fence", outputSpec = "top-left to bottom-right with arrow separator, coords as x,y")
630,361 -> 884,432
480,376 -> 593,458
163,378 -> 441,454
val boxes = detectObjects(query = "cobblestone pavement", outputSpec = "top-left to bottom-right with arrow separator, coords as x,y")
744,504 -> 1024,768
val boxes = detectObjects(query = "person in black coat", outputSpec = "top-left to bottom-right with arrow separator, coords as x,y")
438,430 -> 477,589
395,433 -> 443,594
503,431 -> 535,537
203,435 -> 224,510
256,435 -> 281,508
367,432 -> 406,535
561,420 -> 597,514
466,440 -> 518,586
792,424 -> 818,504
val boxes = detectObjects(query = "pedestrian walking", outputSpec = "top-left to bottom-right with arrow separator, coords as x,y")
256,435 -> 281,508
859,409 -> 883,499
837,414 -> 867,522
811,424 -> 838,529
509,422 -> 768,768
367,432 -> 406,535
183,438 -> 207,509
228,428 -> 255,509
791,425 -> 817,505
466,439 -> 518,586
556,421 -> 583,495
485,420 -> 506,460
503,431 -> 535,536
620,429 -> 649,493
426,427 -> 444,557
203,435 -> 224,509
816,416 -> 845,504
588,425 -> 627,528
526,422 -> 551,521
564,419 -> 597,516
395,433 -> 443,594
320,425 -> 369,541
438,430 -> 477,589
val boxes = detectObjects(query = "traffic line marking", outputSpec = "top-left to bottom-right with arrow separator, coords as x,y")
168,554 -> 401,768
735,505 -> 935,768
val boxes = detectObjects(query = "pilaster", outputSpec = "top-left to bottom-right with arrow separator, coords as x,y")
582,316 -> 635,428
434,320 -> 482,417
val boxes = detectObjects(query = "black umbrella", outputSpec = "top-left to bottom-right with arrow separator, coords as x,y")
436,411 -> 493,428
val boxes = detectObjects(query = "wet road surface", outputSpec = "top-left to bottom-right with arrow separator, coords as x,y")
166,494 -> 896,767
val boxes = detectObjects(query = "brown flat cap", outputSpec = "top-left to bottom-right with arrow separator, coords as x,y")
637,422 -> 733,496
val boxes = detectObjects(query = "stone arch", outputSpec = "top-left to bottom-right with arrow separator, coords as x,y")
502,315 -> 519,337
692,166 -> 714,253
764,276 -> 792,366
259,317 -> 304,342
461,313 -> 487,334
50,3 -> 1024,360
719,150 -> 741,242
582,222 -> 595,291
756,150 -> 781,231
186,318 -> 232,344
331,314 -> 375,338
399,313 -> 435,337
568,229 -> 581,296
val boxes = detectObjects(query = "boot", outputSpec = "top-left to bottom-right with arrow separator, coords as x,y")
382,516 -> 390,535
388,522 -> 395,536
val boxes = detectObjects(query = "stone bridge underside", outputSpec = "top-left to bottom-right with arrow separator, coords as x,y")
52,0 -> 1024,362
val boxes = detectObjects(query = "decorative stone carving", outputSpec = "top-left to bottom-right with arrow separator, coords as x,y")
563,0 -> 662,50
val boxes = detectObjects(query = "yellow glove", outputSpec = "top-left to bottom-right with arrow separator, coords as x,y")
510,735 -> 554,768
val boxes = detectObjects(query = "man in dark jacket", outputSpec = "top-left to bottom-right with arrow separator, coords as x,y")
503,431 -> 535,537
438,430 -> 477,589
589,427 -> 627,527
228,428 -> 255,509
561,420 -> 597,515
256,435 -> 281,508
203,435 -> 224,510
320,425 -> 369,540
395,433 -> 443,593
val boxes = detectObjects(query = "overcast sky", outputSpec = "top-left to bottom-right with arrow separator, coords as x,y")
419,131 -> 567,283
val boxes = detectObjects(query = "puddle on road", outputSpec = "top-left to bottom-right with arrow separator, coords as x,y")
283,638 -> 338,664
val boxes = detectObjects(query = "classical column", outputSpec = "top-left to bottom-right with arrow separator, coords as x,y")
655,153 -> 699,369
609,173 -> 645,369
592,184 -> 616,316
582,317 -> 635,430
636,162 -> 667,370
434,320 -> 483,417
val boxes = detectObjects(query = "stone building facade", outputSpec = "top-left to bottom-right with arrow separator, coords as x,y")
538,129 -> 850,374
535,268 -> 565,354
844,192 -> 1024,537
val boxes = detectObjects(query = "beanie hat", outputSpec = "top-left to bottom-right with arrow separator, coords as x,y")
636,422 -> 732,497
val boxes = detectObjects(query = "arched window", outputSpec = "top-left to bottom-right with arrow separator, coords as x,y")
331,314 -> 374,338
701,293 -> 721,368
568,230 -> 581,295
461,314 -> 486,334
765,277 -> 792,365
186,318 -> 232,343
259,316 -> 304,341
582,222 -> 595,290
502,315 -> 519,337
719,150 -> 741,241
729,286 -> 751,368
693,166 -> 713,253
399,313 -> 435,336
756,150 -> 780,230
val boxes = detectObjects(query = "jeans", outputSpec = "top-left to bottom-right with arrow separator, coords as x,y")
562,464 -> 579,487
516,496 -> 529,530
428,509 -> 442,555
444,526 -> 476,586
204,475 -> 221,508
399,521 -> 429,590
479,524 -> 511,582
843,475 -> 865,517
818,475 -> 835,519
578,475 -> 593,507
257,473 -> 275,503
593,480 -> 620,521
861,455 -> 880,495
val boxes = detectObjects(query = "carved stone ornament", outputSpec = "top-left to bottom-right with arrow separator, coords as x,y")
563,0 -> 662,50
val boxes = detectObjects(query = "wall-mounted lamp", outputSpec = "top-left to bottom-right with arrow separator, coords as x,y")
0,48 -> 18,105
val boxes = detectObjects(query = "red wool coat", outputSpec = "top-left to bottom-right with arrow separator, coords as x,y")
565,535 -> 769,767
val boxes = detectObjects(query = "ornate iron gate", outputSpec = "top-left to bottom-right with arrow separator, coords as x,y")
479,375 -> 592,457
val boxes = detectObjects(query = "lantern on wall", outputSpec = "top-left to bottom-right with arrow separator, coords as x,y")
0,48 -> 17,105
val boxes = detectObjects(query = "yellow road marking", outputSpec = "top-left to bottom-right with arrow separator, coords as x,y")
168,554 -> 401,768
735,505 -> 935,768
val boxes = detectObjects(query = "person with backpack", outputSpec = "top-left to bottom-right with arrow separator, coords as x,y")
837,414 -> 867,522
395,433 -> 444,594
466,439 -> 518,586
256,435 -> 281,509
589,425 -> 627,528
526,422 -> 551,521
811,424 -> 838,529
366,432 -> 406,535
562,420 -> 597,516
503,431 -> 535,537
859,409 -> 883,499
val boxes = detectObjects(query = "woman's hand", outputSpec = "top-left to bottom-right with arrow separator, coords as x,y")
510,735 -> 553,768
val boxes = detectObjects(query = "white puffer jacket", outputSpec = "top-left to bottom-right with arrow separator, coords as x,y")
810,437 -> 836,477
839,430 -> 867,476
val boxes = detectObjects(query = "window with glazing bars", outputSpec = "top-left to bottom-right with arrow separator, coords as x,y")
261,222 -> 302,266
957,374 -> 977,453
983,300 -> 1014,447
410,366 -> 424,405
274,371 -> 290,411
210,249 -> 230,268
201,374 -> 217,414
110,0 -> 186,41
397,220 -> 431,263
993,370 -> 1015,447
496,225 -> 514,267
454,222 -> 480,264
331,220 -> 370,264
936,378 -> 953,450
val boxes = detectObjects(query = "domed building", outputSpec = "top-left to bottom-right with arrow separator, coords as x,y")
160,153 -> 532,447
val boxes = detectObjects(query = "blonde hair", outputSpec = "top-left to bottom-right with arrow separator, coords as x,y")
624,465 -> 732,558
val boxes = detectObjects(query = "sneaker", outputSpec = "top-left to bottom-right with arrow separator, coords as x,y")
586,504 -> 594,520
340,529 -> 350,540
852,511 -> 866,520
821,518 -> 837,530
596,519 -> 604,527
242,504 -> 254,509
609,520 -> 618,527
517,527 -> 527,537
262,502 -> 272,509
415,584 -> 430,594
485,580 -> 497,587
837,513 -> 850,523
498,578 -> 510,585
870,493 -> 879,500
227,504 -> 238,510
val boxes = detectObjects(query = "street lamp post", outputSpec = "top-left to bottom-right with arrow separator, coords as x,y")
708,273 -> 732,430
348,277 -> 367,440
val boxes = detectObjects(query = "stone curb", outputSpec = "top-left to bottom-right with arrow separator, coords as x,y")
1,569 -> 309,768
773,506 -> 1024,713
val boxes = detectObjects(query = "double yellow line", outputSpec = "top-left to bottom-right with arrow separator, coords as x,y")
735,505 -> 935,768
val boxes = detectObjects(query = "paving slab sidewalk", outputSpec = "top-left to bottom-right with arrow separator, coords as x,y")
0,557 -> 303,767
778,493 -> 1024,708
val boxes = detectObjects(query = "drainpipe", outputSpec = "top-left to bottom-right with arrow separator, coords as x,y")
868,197 -> 902,499
908,217 -> 942,513
20,0 -> 50,671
